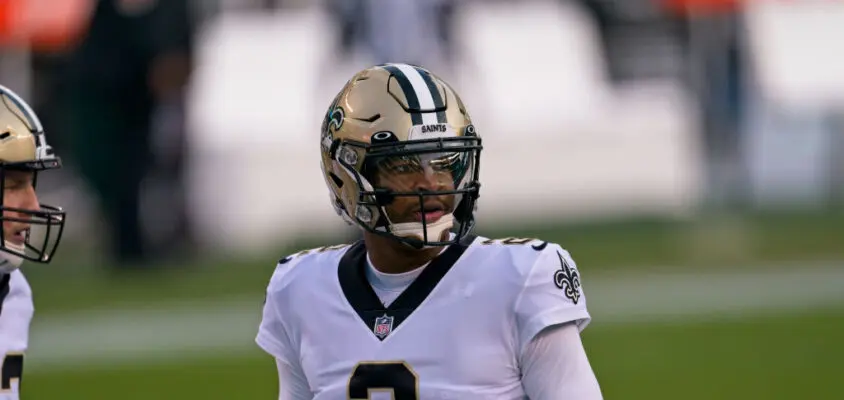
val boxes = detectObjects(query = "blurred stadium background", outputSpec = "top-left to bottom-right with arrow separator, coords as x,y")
0,0 -> 842,398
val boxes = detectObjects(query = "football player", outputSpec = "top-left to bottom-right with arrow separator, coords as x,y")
0,85 -> 66,399
257,63 -> 602,399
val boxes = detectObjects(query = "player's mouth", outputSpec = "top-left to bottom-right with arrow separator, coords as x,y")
7,228 -> 27,245
413,205 -> 445,223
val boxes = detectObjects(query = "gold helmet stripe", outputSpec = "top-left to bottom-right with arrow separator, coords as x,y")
380,64 -> 447,126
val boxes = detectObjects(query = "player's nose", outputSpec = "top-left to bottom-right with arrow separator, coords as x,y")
20,184 -> 40,212
413,168 -> 446,192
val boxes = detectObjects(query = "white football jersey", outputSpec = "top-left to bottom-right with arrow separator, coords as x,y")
257,235 -> 590,399
0,271 -> 33,399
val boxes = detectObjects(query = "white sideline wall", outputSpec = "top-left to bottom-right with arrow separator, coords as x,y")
185,2 -> 704,253
744,1 -> 844,110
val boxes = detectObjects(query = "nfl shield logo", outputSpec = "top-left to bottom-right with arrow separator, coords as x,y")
373,314 -> 394,339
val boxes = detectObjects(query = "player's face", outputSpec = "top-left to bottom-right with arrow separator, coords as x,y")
2,170 -> 39,245
370,151 -> 458,224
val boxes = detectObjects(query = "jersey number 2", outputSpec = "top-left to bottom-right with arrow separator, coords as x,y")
1,354 -> 23,392
348,361 -> 418,399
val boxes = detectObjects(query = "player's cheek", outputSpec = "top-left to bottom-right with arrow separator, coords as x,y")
439,176 -> 456,191
384,198 -> 410,220
1,220 -> 13,237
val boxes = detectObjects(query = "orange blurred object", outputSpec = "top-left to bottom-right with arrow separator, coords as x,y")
661,0 -> 742,16
0,0 -> 94,53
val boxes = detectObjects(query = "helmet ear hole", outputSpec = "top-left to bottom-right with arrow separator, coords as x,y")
329,172 -> 344,189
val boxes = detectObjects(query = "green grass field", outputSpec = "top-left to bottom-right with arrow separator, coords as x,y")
23,208 -> 844,314
25,308 -> 844,399
17,209 -> 844,399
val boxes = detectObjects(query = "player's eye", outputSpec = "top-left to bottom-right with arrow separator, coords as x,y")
379,156 -> 423,175
430,152 -> 460,171
3,179 -> 27,190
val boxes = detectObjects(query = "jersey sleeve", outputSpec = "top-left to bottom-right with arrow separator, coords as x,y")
276,357 -> 312,399
256,290 -> 295,363
514,243 -> 591,355
255,261 -> 299,365
256,244 -> 350,367
0,272 -> 33,400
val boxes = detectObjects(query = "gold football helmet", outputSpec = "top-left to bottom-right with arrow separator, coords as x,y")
320,63 -> 482,248
0,84 -> 65,270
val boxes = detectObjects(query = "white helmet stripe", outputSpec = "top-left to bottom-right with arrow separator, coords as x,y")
0,84 -> 43,133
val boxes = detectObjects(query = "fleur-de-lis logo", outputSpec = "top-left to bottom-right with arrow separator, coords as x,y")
553,251 -> 581,304
326,106 -> 344,132
320,93 -> 345,150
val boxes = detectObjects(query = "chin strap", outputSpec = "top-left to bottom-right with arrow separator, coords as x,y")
0,241 -> 24,273
389,213 -> 455,248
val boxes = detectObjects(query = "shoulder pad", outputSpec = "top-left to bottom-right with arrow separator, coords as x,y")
476,236 -> 550,264
477,236 -> 550,251
277,243 -> 350,265
267,243 -> 352,291
474,237 -> 574,278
